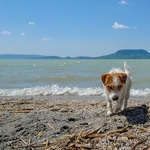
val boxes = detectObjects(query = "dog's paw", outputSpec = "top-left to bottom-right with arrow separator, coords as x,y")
107,111 -> 113,116
114,107 -> 121,112
121,108 -> 127,111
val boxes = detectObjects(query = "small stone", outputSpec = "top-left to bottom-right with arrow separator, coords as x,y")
68,118 -> 77,122
118,137 -> 128,141
59,108 -> 69,112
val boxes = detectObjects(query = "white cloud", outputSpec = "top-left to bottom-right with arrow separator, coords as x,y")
1,31 -> 11,34
42,38 -> 52,40
134,27 -> 137,29
112,22 -> 129,29
21,32 -> 25,36
29,22 -> 35,25
85,46 -> 88,49
118,0 -> 128,4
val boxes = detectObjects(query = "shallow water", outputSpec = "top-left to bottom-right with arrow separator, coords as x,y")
0,59 -> 150,97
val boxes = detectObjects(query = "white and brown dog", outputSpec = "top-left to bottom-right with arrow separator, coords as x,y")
101,62 -> 132,116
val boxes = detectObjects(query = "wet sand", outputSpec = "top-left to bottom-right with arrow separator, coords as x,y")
0,98 -> 150,150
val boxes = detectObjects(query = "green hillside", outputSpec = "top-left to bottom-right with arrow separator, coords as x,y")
96,49 -> 150,59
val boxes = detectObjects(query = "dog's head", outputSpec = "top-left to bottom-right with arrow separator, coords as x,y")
101,73 -> 127,101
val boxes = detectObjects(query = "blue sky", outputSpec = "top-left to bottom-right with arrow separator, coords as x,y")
0,0 -> 150,57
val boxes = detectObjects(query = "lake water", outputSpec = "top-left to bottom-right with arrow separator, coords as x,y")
0,59 -> 150,98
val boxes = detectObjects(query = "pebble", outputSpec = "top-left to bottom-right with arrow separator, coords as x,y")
59,108 -> 69,112
118,137 -> 128,141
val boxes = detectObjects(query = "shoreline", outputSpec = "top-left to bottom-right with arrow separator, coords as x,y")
1,95 -> 150,101
0,98 -> 150,149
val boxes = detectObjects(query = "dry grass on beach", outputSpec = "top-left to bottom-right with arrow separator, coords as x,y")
0,97 -> 150,150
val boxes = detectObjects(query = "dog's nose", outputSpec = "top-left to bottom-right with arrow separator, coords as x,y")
113,95 -> 118,100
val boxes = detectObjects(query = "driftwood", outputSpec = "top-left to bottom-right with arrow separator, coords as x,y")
86,125 -> 129,138
84,123 -> 107,138
130,138 -> 148,150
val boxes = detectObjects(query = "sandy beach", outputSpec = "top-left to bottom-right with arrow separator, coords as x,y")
0,97 -> 150,150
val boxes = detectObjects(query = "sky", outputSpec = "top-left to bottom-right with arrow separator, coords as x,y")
0,0 -> 150,57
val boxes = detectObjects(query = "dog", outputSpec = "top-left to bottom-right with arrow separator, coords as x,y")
101,62 -> 132,116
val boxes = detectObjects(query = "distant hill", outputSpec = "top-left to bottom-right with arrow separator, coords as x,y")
96,49 -> 150,59
36,56 -> 62,59
0,49 -> 150,59
0,54 -> 45,59
115,49 -> 149,55
0,54 -> 94,59
0,54 -> 64,59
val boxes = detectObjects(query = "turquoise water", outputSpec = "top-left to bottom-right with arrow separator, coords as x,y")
0,59 -> 150,97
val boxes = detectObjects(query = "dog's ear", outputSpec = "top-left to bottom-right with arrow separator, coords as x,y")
101,74 -> 109,85
118,73 -> 127,84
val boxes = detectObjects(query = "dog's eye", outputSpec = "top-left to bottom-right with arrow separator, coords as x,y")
118,85 -> 122,89
108,86 -> 112,90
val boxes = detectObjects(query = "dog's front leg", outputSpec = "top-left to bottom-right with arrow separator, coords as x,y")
122,92 -> 130,110
122,98 -> 128,111
107,100 -> 113,116
114,99 -> 123,112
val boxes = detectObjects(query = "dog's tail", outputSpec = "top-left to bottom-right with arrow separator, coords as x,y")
124,61 -> 131,76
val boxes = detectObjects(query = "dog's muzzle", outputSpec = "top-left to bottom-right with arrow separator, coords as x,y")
113,95 -> 118,101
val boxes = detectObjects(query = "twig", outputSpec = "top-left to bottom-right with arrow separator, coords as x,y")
84,123 -> 107,137
10,111 -> 30,113
36,130 -> 44,137
77,130 -> 83,140
129,119 -> 138,124
130,138 -> 147,150
98,143 -> 106,150
115,133 -> 133,139
75,144 -> 92,149
19,137 -> 27,145
47,123 -> 55,130
44,137 -> 69,149
109,141 -> 115,150
88,125 -> 129,138
29,137 -> 31,146
105,134 -> 108,149
105,125 -> 129,136
15,108 -> 33,111
68,143 -> 75,147
46,139 -> 49,148
129,124 -> 149,131
74,122 -> 89,125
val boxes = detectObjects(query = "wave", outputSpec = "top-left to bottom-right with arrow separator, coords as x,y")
130,88 -> 150,96
0,85 -> 150,96
0,85 -> 104,96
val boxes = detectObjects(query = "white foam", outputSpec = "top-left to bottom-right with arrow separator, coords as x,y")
130,88 -> 150,96
0,84 -> 104,96
0,85 -> 150,97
